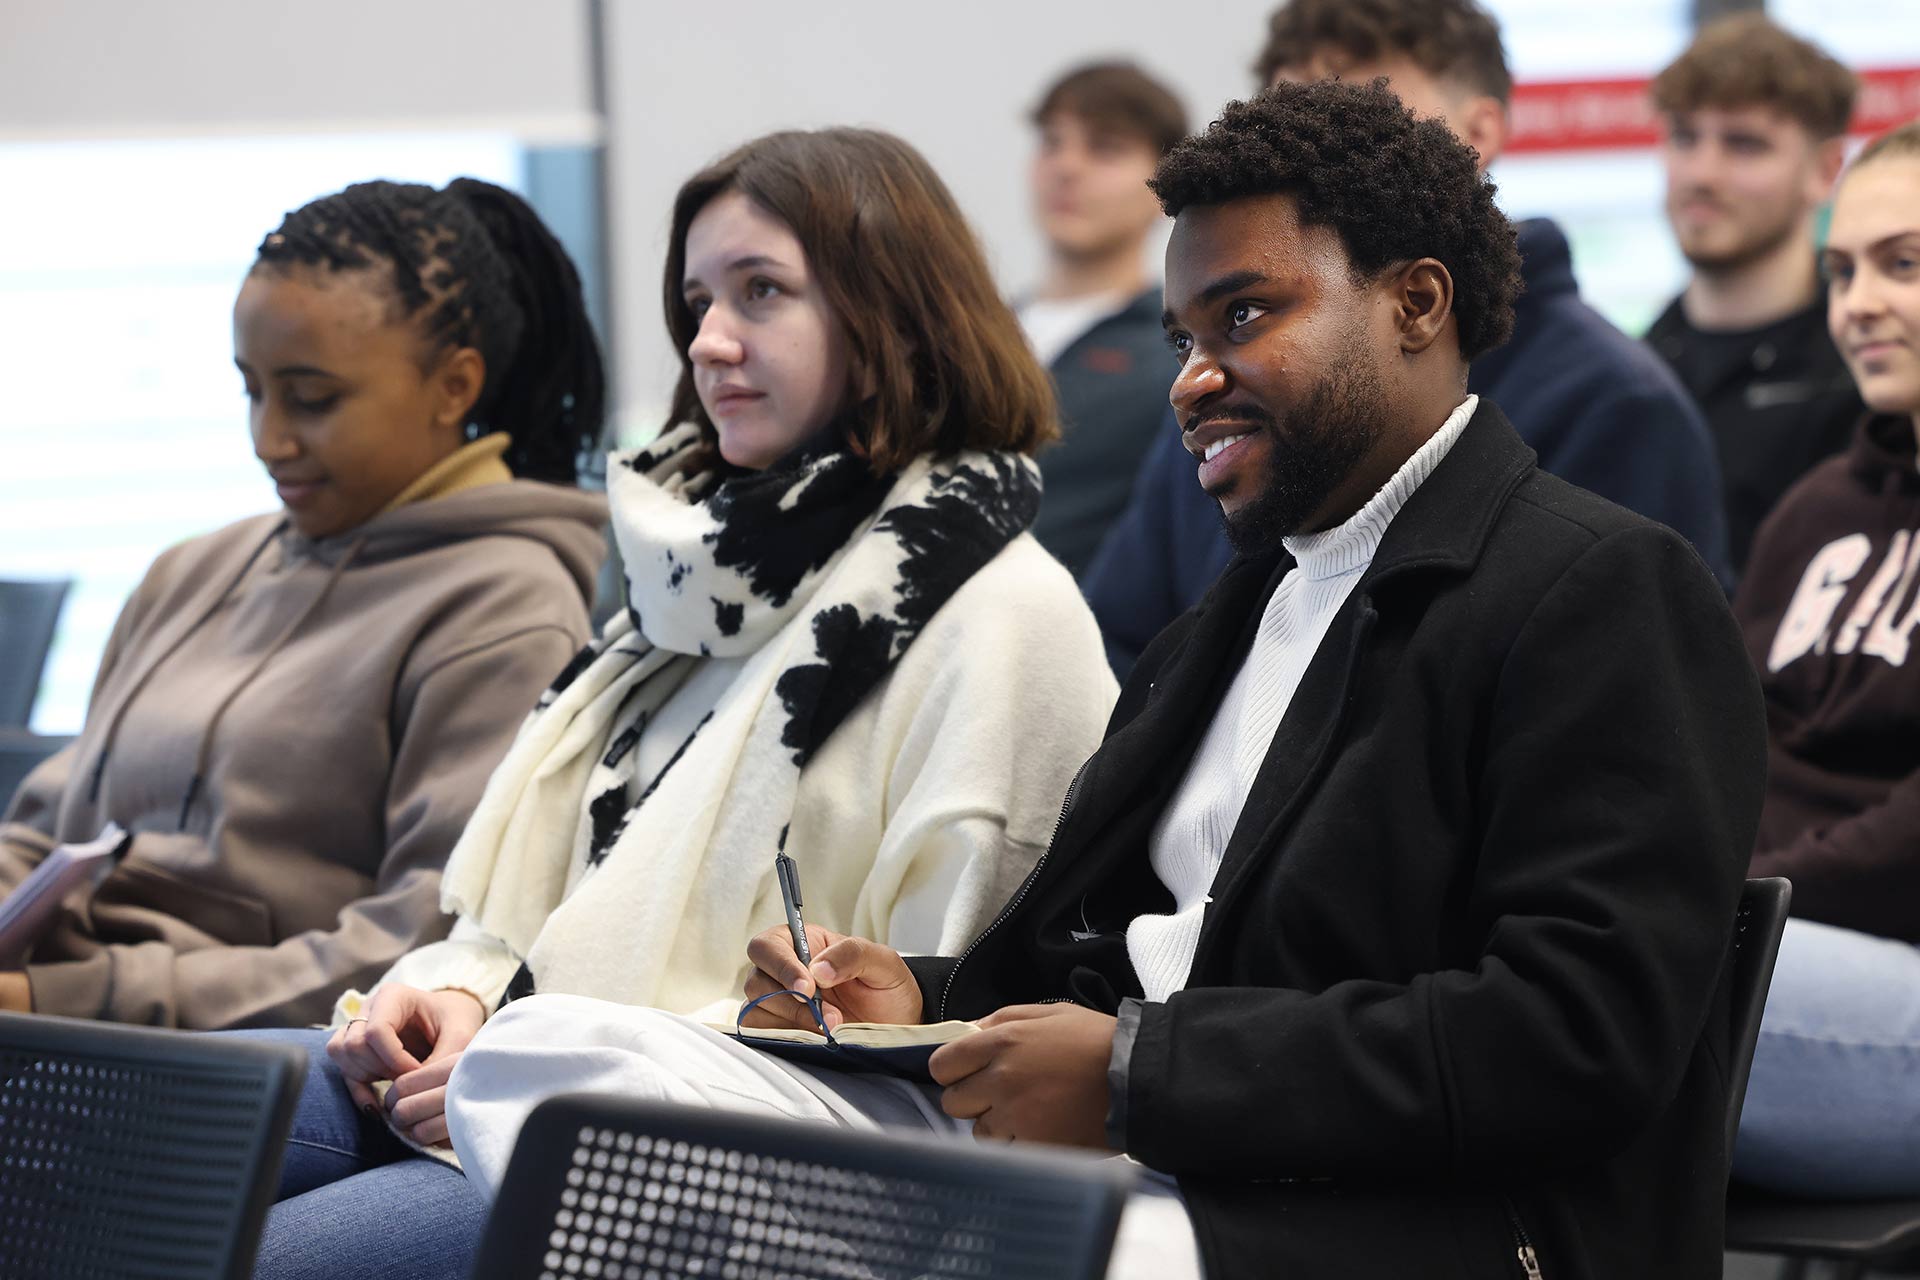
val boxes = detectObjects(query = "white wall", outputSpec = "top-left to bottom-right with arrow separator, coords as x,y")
0,0 -> 596,141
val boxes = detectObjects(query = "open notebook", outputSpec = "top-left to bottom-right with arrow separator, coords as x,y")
707,1017 -> 978,1082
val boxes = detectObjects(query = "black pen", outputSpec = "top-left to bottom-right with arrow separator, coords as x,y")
775,849 -> 813,975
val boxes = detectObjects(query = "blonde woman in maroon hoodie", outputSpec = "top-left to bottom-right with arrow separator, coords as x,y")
0,179 -> 608,1030
1731,121 -> 1920,1196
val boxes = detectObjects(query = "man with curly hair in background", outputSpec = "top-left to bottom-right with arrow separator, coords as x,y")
445,80 -> 1767,1279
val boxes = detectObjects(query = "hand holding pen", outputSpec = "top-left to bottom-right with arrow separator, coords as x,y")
755,849 -> 833,1037
740,848 -> 924,1032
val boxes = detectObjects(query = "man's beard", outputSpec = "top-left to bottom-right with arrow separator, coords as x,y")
1217,341 -> 1388,557
1674,196 -> 1803,275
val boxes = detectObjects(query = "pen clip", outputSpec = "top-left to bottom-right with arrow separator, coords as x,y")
775,852 -> 802,909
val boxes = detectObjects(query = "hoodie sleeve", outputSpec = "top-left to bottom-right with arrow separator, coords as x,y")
24,622 -> 584,1027
1750,772 -> 1920,942
0,745 -> 69,890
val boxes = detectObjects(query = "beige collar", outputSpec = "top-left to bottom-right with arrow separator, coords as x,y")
379,433 -> 514,515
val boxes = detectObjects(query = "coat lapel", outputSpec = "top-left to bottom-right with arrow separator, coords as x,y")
1192,592 -> 1376,964
1190,400 -> 1538,965
1059,548 -> 1289,851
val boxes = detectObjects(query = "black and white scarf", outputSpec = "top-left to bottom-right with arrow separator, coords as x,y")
439,422 -> 1040,1009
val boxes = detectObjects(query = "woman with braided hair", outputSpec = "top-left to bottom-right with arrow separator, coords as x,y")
0,177 -> 608,1030
246,128 -> 1116,1280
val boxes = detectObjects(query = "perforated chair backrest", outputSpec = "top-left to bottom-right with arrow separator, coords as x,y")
0,1011 -> 307,1279
0,579 -> 71,726
472,1092 -> 1138,1280
1726,877 -> 1792,1159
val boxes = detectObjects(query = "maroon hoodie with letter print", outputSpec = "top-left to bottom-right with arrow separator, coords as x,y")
1735,413 -> 1920,940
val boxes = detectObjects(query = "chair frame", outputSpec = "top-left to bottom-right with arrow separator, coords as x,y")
1722,879 -> 1920,1277
0,577 -> 72,726
1727,877 -> 1793,1159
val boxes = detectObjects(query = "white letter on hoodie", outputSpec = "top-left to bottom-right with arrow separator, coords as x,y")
1770,534 -> 1873,673
1835,530 -> 1916,655
1861,535 -> 1920,667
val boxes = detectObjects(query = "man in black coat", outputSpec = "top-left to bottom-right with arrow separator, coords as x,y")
498,81 -> 1764,1278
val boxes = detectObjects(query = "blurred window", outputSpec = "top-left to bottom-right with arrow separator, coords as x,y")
1771,1 -> 1920,70
1482,2 -> 1920,335
1488,0 -> 1691,81
0,134 -> 524,733
1482,0 -> 1693,334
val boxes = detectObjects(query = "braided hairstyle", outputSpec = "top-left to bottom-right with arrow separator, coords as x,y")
254,178 -> 604,485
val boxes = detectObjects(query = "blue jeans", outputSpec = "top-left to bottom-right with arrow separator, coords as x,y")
224,1029 -> 489,1280
1733,917 -> 1920,1197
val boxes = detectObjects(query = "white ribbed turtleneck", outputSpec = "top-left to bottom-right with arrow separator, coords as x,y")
1125,395 -> 1478,1002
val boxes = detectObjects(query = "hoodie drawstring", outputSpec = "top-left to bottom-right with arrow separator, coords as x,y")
87,524 -> 283,806
174,535 -> 367,830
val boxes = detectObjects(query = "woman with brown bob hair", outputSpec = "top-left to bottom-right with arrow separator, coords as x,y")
247,129 -> 1115,1280
662,127 -> 1061,469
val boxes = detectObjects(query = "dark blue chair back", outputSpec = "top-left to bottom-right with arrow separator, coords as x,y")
0,578 -> 71,726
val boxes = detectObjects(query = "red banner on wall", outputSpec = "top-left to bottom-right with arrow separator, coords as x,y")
1506,65 -> 1920,154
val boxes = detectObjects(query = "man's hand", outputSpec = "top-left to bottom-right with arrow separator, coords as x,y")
928,1004 -> 1117,1150
741,925 -> 922,1031
0,972 -> 30,1013
326,984 -> 488,1136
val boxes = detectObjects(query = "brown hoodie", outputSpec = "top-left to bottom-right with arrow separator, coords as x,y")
1735,413 -> 1920,941
0,453 -> 607,1028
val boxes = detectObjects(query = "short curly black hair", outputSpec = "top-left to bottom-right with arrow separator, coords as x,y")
1150,78 -> 1521,360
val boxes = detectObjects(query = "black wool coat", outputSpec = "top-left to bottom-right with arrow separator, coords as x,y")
908,400 -> 1767,1279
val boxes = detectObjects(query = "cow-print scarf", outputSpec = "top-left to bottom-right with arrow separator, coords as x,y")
437,421 -> 1042,1011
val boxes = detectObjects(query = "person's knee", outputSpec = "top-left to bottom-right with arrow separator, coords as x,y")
465,993 -> 641,1048
467,994 -> 708,1069
1760,918 -> 1920,1042
217,1026 -> 334,1070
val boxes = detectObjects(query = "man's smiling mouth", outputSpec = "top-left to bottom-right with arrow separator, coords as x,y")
1205,433 -> 1252,461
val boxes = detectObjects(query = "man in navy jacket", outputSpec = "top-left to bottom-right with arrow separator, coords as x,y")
1085,0 -> 1728,673
1020,63 -> 1189,578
